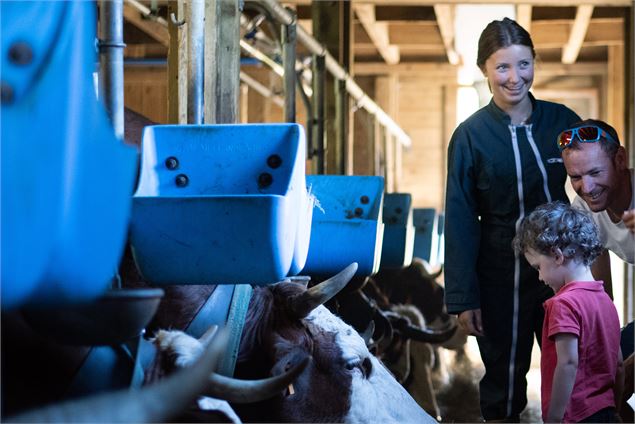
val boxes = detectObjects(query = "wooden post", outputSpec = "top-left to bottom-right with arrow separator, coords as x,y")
607,44 -> 625,140
312,1 -> 352,174
375,75 -> 399,190
239,83 -> 249,123
204,0 -> 240,124
167,0 -> 187,124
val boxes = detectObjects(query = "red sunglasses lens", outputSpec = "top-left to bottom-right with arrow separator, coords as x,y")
558,131 -> 573,148
577,126 -> 599,141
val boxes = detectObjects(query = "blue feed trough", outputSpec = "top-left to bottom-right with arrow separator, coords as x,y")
412,208 -> 439,263
130,123 -> 311,285
380,193 -> 415,269
302,176 -> 384,277
1,1 -> 137,309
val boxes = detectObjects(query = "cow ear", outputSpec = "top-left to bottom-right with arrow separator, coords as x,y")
287,263 -> 358,319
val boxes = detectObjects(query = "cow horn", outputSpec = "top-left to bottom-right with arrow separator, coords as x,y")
288,262 -> 358,318
417,259 -> 443,280
397,320 -> 458,344
204,356 -> 309,403
360,320 -> 375,346
8,328 -> 230,423
373,310 -> 394,353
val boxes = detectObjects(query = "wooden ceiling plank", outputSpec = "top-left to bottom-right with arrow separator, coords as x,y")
123,3 -> 169,47
355,4 -> 400,65
562,5 -> 594,64
354,62 -> 458,77
433,4 -> 459,65
516,4 -> 532,33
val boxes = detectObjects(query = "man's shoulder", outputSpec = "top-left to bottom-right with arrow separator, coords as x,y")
571,195 -> 592,212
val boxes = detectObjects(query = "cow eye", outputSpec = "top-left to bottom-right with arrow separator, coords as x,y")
345,357 -> 373,379
361,357 -> 373,378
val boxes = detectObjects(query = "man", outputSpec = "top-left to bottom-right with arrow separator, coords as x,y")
559,119 -> 634,272
559,118 -> 633,422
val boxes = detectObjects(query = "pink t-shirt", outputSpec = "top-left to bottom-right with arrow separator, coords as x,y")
541,281 -> 620,423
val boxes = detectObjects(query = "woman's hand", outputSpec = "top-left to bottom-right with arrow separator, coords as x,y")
458,309 -> 484,336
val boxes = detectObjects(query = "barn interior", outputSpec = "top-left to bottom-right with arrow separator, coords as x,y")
2,0 -> 634,423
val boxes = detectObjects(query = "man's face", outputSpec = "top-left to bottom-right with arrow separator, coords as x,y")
562,142 -> 618,212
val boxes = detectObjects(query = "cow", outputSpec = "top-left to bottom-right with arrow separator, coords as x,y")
331,258 -> 469,421
5,326 -> 233,422
142,263 -> 437,423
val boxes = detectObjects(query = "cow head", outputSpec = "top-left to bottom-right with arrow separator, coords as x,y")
232,263 -> 436,423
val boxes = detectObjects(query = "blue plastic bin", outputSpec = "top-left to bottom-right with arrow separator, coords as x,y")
412,208 -> 439,263
302,176 -> 384,277
1,1 -> 136,308
380,193 -> 415,269
130,123 -> 311,285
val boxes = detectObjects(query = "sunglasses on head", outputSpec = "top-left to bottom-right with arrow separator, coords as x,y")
557,125 -> 618,151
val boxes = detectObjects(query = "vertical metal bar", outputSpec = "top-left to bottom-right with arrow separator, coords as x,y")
373,117 -> 381,176
312,54 -> 326,174
282,8 -> 297,123
98,0 -> 125,139
335,78 -> 347,175
188,0 -> 204,124
296,70 -> 313,159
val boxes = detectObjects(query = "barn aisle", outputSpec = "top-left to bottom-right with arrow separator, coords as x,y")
435,337 -> 542,423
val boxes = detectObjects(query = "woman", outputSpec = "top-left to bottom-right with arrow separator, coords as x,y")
443,18 -> 580,422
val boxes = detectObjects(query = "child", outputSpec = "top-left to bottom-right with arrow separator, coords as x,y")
512,201 -> 624,423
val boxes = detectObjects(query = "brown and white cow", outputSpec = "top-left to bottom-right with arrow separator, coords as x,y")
150,263 -> 437,423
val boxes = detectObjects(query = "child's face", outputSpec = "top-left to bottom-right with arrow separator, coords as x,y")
524,248 -> 566,293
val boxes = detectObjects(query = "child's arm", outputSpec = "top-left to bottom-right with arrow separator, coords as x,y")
546,333 -> 578,423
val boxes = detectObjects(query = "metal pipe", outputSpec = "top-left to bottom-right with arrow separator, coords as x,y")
240,42 -> 284,76
335,78 -> 347,175
98,0 -> 125,139
188,0 -> 205,124
296,70 -> 313,157
282,8 -> 297,123
258,0 -> 411,148
312,54 -> 326,174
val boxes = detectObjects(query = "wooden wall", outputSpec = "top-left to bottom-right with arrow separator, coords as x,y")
124,66 -> 168,124
398,76 -> 456,210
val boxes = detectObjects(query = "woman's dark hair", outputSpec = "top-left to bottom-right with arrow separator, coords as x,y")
477,17 -> 535,71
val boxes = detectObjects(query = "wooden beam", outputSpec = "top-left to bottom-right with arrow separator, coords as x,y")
562,5 -> 594,64
353,61 -> 606,78
535,61 -> 607,77
355,4 -> 400,64
205,0 -> 241,124
354,62 -> 458,77
123,2 -> 169,46
433,5 -> 459,65
167,1 -> 187,124
531,88 -> 599,118
516,4 -> 532,34
532,18 -> 623,48
607,44 -> 625,139
283,0 -> 630,6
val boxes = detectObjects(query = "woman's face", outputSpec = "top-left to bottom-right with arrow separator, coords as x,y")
482,44 -> 534,109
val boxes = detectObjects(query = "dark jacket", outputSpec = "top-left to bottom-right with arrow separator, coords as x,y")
444,94 -> 580,314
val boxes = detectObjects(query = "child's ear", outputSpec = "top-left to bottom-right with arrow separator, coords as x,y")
552,247 -> 565,265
